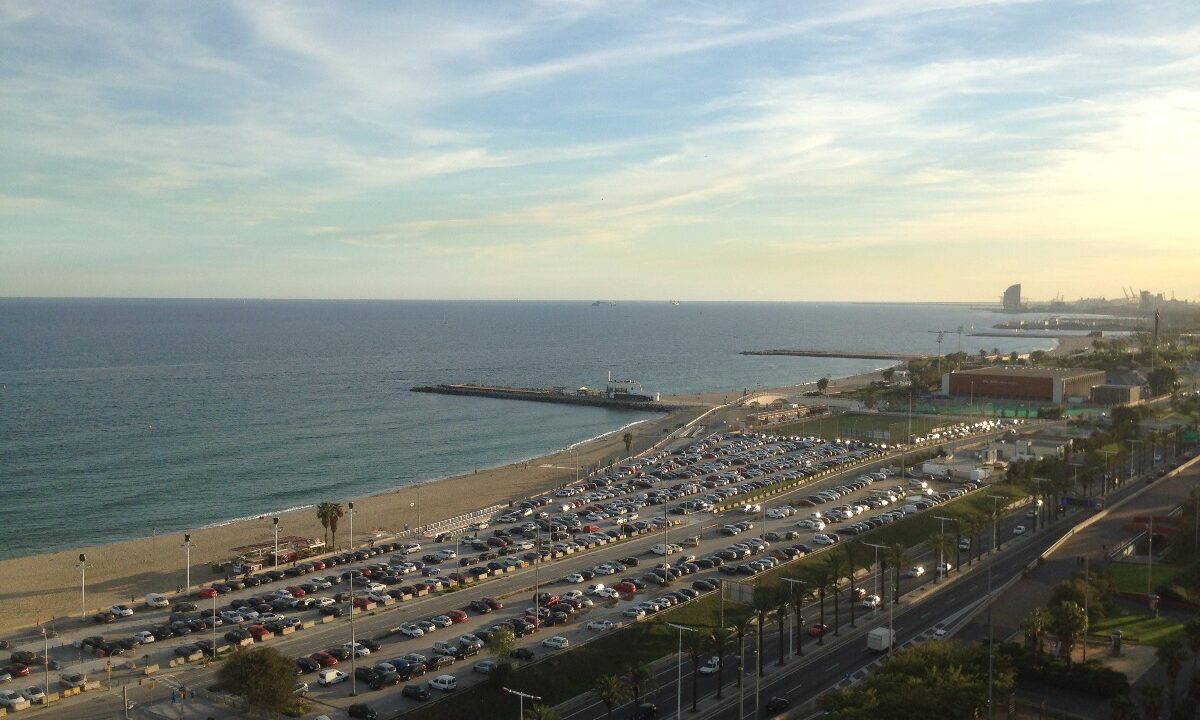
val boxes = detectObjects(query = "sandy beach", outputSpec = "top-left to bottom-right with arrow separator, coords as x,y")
0,369 -> 891,637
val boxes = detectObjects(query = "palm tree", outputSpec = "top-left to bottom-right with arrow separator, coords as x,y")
591,674 -> 628,720
772,588 -> 790,666
1157,638 -> 1188,717
1048,601 -> 1087,662
1021,607 -> 1050,653
625,660 -> 653,708
315,502 -> 343,549
824,553 -> 846,636
524,703 -> 559,720
929,532 -> 953,583
786,581 -> 806,657
952,519 -> 964,572
1184,619 -> 1200,681
814,570 -> 829,646
883,543 -> 908,605
844,543 -> 861,628
707,626 -> 733,699
622,431 -> 633,456
751,586 -> 776,676
1137,682 -> 1164,720
731,615 -> 753,687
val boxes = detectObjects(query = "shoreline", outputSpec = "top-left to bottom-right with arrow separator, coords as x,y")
0,367 -> 886,635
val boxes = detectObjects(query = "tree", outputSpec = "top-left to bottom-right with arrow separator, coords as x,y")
707,626 -> 733,699
817,377 -> 830,394
1148,366 -> 1179,396
1020,607 -> 1050,653
882,367 -> 896,383
1137,682 -> 1164,720
1184,619 -> 1200,682
524,703 -> 559,720
731,615 -> 754,686
844,543 -> 863,628
625,660 -> 654,707
824,553 -> 846,636
929,533 -> 953,583
1048,601 -> 1088,661
1157,638 -> 1188,717
316,502 -> 344,550
883,543 -> 909,605
622,431 -> 633,456
489,625 -> 516,658
752,585 -> 776,676
772,588 -> 790,666
218,646 -> 295,712
591,674 -> 628,720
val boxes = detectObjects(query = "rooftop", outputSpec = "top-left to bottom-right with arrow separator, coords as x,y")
949,366 -> 1104,380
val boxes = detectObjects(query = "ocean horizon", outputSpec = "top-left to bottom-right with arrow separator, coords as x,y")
0,299 -> 1062,560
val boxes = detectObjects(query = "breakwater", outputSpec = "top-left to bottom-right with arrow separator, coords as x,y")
411,384 -> 680,412
740,349 -> 919,361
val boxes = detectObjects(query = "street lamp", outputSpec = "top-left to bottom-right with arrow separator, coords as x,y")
78,553 -> 90,620
933,516 -> 953,582
863,542 -> 886,607
985,493 -> 1006,720
666,622 -> 698,720
781,578 -> 808,657
348,501 -> 357,696
502,687 -> 541,720
183,534 -> 192,591
410,487 -> 422,533
272,517 -> 279,569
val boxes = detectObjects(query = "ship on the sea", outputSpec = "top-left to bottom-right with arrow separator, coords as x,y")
670,299 -> 680,306
591,300 -> 616,306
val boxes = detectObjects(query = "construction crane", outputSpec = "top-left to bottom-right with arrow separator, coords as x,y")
927,327 -> 964,377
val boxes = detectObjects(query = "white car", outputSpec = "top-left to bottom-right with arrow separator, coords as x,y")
1013,525 -> 1027,536
110,604 -> 134,618
20,687 -> 46,704
318,670 -> 348,687
698,656 -> 720,675
585,584 -> 606,596
936,562 -> 952,576
314,597 -> 335,607
596,587 -> 620,599
564,573 -> 585,584
428,674 -> 457,692
651,543 -> 680,556
431,616 -> 454,628
586,620 -> 614,632
341,642 -> 370,657
861,595 -> 882,609
367,592 -> 391,604
436,549 -> 457,561
542,636 -> 570,649
562,590 -> 584,602
906,565 -> 925,578
623,608 -> 646,619
132,630 -> 156,644
742,504 -> 761,514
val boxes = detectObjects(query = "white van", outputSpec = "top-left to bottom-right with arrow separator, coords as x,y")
144,593 -> 169,609
428,674 -> 457,691
318,669 -> 348,686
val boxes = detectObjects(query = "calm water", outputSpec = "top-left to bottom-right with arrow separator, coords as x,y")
0,299 -> 1056,559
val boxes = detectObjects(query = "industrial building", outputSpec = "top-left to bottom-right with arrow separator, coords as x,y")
1091,384 -> 1141,406
941,366 -> 1106,403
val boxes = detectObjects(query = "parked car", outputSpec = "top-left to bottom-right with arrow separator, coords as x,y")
428,674 -> 457,692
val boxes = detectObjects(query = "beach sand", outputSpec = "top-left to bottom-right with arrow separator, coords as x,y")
0,369 -> 890,636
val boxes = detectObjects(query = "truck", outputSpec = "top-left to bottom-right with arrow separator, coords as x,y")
866,627 -> 894,652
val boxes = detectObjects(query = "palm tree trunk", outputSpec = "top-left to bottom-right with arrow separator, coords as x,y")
776,615 -> 785,666
757,612 -> 765,677
849,586 -> 856,628
833,588 -> 840,635
692,658 -> 699,712
818,591 -> 826,645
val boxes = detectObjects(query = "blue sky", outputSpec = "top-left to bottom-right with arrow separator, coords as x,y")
2,1 -> 1198,301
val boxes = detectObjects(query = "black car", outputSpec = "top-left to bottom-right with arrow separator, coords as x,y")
174,644 -> 199,658
398,662 -> 426,680
355,667 -> 379,683
326,648 -> 351,661
402,684 -> 431,701
360,638 -> 382,652
371,670 -> 401,690
93,611 -> 117,624
224,629 -> 250,642
319,606 -> 344,618
470,600 -> 493,614
425,655 -> 454,671
173,602 -> 198,612
348,703 -> 379,719
510,647 -> 535,661
765,697 -> 789,713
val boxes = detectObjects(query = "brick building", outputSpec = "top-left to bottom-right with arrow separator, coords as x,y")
941,366 -> 1106,403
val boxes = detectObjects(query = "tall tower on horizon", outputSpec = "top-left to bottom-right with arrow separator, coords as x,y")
1002,283 -> 1022,311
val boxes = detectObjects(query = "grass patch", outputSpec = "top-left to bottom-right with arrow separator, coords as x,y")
1106,561 -> 1187,595
1089,607 -> 1187,647
766,414 -> 947,442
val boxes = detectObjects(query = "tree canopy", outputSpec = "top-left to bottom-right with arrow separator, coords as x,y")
217,646 -> 296,712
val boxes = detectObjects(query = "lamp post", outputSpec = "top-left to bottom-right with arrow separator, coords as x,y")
1127,439 -> 1141,480
502,687 -> 541,720
934,516 -> 953,582
41,628 -> 50,698
781,578 -> 808,656
183,534 -> 192,591
985,494 -> 1005,720
78,553 -> 90,620
863,542 -> 886,606
1101,449 -> 1117,495
348,501 -> 357,696
272,517 -> 279,568
666,622 -> 697,720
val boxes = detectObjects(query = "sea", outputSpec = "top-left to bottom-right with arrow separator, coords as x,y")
0,299 -> 1062,561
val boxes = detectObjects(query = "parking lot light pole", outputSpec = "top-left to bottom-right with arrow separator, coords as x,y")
666,622 -> 697,720
42,628 -> 49,697
502,687 -> 541,720
183,534 -> 192,591
78,553 -> 89,620
985,494 -> 1005,720
272,517 -> 279,568
348,501 -> 357,696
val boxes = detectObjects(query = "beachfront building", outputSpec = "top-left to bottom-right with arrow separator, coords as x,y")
940,366 -> 1105,403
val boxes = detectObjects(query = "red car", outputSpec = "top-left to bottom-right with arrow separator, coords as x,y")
197,588 -> 218,599
524,615 -> 543,628
486,537 -> 508,548
613,582 -> 637,594
6,664 -> 30,677
248,625 -> 271,640
353,598 -> 369,609
447,610 -> 468,623
795,499 -> 816,507
807,624 -> 829,638
286,586 -> 306,597
483,597 -> 503,610
311,561 -> 326,570
358,568 -> 372,577
310,651 -> 338,667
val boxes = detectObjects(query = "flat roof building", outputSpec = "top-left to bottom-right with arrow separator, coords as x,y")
941,366 -> 1106,403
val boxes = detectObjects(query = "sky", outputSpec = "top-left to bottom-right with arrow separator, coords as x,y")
1,1 -> 1198,302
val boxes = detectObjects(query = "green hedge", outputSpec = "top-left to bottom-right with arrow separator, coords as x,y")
998,643 -> 1129,698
